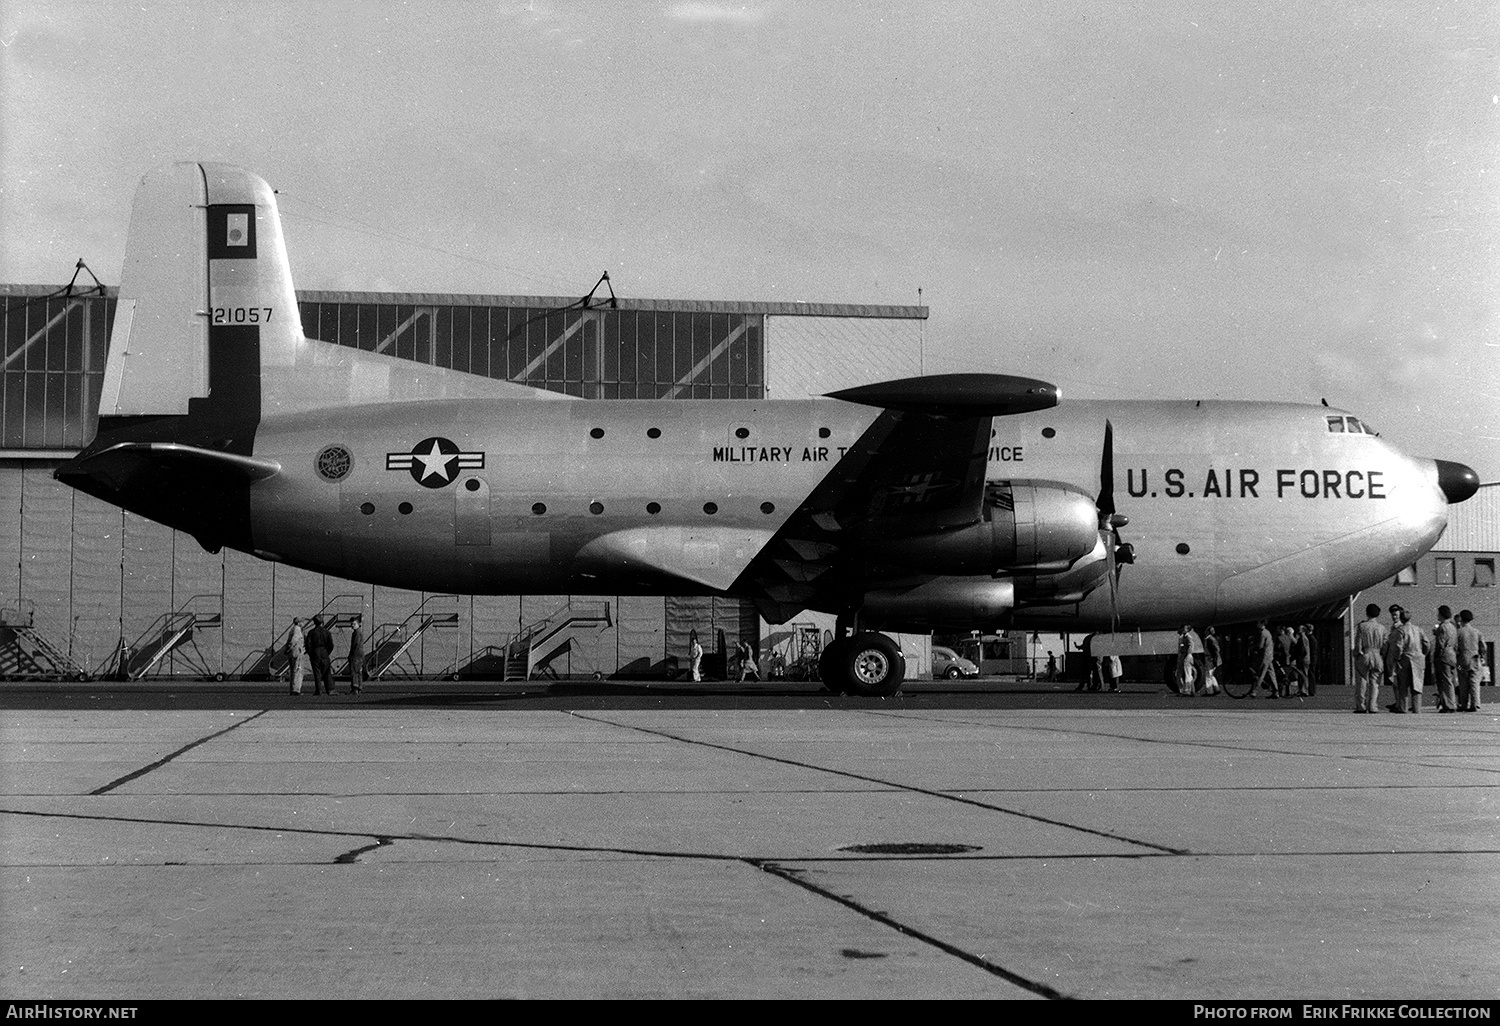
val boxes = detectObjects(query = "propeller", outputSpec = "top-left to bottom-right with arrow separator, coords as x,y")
1096,419 -> 1135,631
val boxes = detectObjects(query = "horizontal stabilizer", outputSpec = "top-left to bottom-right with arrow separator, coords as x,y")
827,373 -> 1059,416
59,441 -> 281,490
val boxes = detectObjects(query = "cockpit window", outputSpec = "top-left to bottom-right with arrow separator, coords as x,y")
1326,415 -> 1376,435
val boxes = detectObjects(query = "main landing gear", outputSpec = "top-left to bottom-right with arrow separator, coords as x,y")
819,628 -> 905,698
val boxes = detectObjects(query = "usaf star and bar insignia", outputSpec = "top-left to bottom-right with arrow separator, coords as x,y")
386,437 -> 485,488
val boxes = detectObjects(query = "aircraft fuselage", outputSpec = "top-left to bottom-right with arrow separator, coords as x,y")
247,394 -> 1446,630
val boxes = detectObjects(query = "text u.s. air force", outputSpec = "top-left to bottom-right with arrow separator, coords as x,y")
709,445 -> 1388,501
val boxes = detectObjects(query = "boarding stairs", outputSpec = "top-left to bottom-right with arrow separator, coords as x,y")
119,595 -> 224,680
0,600 -> 92,681
366,595 -> 461,680
495,601 -> 613,681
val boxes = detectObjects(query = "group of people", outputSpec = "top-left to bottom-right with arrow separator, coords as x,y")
686,629 -> 762,683
1352,603 -> 1486,714
1249,622 -> 1320,698
285,614 -> 365,696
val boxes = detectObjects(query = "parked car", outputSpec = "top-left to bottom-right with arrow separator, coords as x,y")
932,645 -> 980,679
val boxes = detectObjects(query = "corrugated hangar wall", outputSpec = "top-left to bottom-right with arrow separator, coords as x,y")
1,468 -> 759,680
1,288 -> 926,679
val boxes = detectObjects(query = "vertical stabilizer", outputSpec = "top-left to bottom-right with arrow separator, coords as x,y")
99,161 -> 300,421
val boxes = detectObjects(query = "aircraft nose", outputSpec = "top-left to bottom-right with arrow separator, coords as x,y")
1434,460 -> 1480,504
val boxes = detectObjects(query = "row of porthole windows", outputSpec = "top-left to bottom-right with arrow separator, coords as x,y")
993,427 -> 1058,439
359,499 -> 777,517
589,426 -> 835,441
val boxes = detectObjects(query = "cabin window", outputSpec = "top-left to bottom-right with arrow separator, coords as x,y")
1345,417 -> 1366,434
1395,564 -> 1417,586
1475,559 -> 1495,588
1326,416 -> 1345,433
1435,557 -> 1456,586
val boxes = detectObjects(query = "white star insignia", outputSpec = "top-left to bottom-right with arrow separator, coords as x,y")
414,439 -> 457,482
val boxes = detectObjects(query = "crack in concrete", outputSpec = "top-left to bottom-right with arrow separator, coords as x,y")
565,710 -> 1191,855
88,710 -> 270,795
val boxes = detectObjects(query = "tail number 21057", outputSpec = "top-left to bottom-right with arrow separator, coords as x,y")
211,307 -> 273,324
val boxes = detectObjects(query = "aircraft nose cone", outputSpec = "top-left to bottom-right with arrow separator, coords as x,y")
1434,460 -> 1480,504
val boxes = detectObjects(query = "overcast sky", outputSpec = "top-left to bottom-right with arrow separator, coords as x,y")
3,1 -> 1496,477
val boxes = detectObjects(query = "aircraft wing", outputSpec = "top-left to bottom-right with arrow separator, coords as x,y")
736,374 -> 1060,622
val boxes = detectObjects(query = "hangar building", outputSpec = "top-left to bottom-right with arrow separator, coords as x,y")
0,283 -> 928,681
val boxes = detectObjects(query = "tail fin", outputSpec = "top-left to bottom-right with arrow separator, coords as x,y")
99,162 -> 296,421
98,161 -> 545,428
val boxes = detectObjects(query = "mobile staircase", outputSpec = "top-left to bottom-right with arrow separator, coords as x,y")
366,595 -> 461,680
490,601 -> 613,681
116,595 -> 224,680
0,600 -> 92,681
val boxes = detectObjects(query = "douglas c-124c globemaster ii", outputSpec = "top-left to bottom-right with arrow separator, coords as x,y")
56,163 -> 1481,696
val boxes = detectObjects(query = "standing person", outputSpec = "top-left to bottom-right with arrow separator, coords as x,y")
1431,606 -> 1458,713
308,615 -> 335,696
1396,608 -> 1427,714
736,638 -> 759,682
1201,626 -> 1222,696
347,614 -> 365,694
1273,626 -> 1293,697
1456,610 -> 1483,713
1302,624 -> 1319,695
1352,604 -> 1387,714
1175,626 -> 1196,696
1383,605 -> 1405,712
286,617 -> 306,696
689,629 -> 703,682
1288,625 -> 1308,697
1254,621 -> 1279,699
1107,654 -> 1123,692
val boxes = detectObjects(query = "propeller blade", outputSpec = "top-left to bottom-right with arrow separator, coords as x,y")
1097,419 -> 1115,519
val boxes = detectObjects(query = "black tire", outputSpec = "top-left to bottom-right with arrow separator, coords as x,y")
213,672 -> 226,682
819,639 -> 850,694
841,633 -> 905,698
1222,665 -> 1256,699
945,666 -> 962,680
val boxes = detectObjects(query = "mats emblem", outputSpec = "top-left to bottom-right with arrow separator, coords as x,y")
386,437 -> 484,488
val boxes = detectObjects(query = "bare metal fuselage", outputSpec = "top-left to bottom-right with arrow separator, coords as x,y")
249,393 -> 1446,630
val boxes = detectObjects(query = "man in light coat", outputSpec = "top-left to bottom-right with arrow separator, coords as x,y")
1432,606 -> 1458,712
1456,609 -> 1484,713
1352,604 -> 1387,714
286,618 -> 306,696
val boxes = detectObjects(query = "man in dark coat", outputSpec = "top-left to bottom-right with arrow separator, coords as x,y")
308,615 -> 335,696
348,615 -> 366,694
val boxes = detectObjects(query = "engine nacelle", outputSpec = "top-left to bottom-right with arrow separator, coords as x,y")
861,577 -> 1015,631
876,480 -> 1099,575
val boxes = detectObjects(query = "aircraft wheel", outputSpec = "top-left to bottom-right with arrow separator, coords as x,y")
1221,666 -> 1256,699
842,633 -> 905,698
819,639 -> 851,694
213,672 -> 226,682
